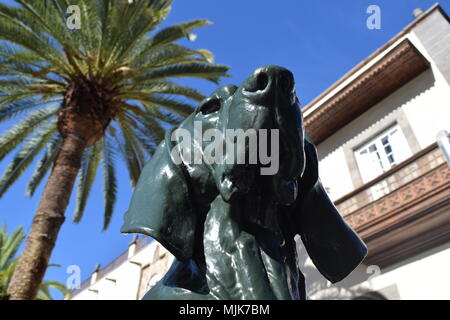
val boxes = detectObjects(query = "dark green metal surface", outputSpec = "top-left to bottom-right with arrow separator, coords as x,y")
121,66 -> 368,300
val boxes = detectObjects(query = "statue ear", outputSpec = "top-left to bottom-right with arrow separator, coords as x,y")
121,129 -> 196,262
295,138 -> 368,283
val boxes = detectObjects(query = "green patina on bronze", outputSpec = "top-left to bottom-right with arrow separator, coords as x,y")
121,66 -> 368,300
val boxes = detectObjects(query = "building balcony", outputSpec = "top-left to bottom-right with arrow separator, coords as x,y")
335,143 -> 450,268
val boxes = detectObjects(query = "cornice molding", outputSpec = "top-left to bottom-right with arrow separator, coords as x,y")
304,39 -> 430,144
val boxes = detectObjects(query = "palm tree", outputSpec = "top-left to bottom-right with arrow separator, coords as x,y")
0,225 -> 69,300
0,0 -> 229,299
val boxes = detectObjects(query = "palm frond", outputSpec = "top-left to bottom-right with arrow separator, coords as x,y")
26,135 -> 62,197
150,107 -> 184,127
120,81 -> 206,102
0,106 -> 58,162
101,136 -> 117,230
115,113 -> 147,187
0,97 -> 62,123
102,0 -> 171,71
139,95 -> 195,118
38,281 -> 70,300
0,4 -> 71,73
0,120 -> 57,197
129,44 -> 214,75
132,62 -> 229,84
0,43 -> 44,66
0,225 -> 26,270
121,108 -> 161,154
8,1 -> 74,62
127,19 -> 211,66
72,142 -> 102,223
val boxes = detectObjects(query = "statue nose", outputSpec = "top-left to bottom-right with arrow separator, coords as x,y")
243,66 -> 295,104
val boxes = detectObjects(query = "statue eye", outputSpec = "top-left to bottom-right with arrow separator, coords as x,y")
199,98 -> 221,115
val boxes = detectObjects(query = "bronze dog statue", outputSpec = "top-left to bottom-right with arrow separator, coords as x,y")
121,66 -> 367,300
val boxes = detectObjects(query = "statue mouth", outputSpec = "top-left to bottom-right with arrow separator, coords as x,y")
216,104 -> 303,205
216,141 -> 300,205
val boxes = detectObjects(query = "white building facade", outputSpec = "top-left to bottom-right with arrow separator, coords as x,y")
302,3 -> 450,300
71,4 -> 450,300
71,238 -> 173,300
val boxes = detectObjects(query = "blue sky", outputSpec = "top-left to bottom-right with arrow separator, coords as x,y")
1,0 -> 449,299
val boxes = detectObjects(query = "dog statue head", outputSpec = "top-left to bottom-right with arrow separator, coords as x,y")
121,66 -> 367,291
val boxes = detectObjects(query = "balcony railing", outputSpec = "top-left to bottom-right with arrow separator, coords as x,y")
335,143 -> 450,231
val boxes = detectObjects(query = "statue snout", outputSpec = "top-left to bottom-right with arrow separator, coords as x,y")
242,65 -> 296,106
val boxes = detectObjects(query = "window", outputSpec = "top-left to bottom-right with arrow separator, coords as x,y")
355,125 -> 412,184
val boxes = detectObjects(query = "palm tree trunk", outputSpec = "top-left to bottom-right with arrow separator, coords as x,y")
7,132 -> 86,300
